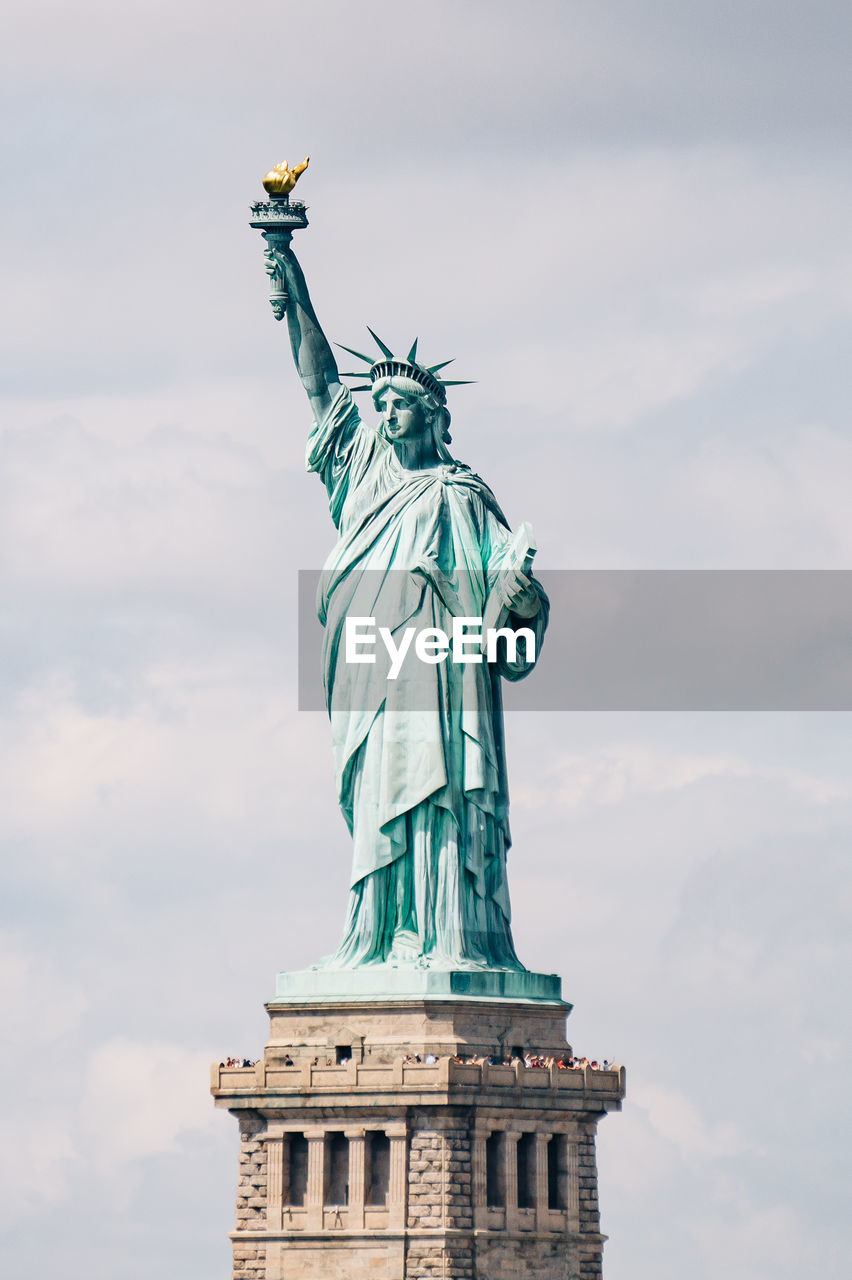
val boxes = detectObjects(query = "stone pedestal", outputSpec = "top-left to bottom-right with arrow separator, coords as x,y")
212,990 -> 625,1280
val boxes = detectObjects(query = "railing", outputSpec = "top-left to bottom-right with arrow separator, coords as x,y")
211,1056 -> 625,1097
249,199 -> 308,220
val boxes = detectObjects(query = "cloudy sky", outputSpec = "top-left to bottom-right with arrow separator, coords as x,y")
2,2 -> 851,1276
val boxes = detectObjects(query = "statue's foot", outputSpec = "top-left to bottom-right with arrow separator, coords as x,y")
387,929 -> 423,967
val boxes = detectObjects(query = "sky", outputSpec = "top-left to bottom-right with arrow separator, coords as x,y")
1,1 -> 851,1276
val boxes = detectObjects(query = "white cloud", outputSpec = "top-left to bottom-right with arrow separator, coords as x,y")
0,933 -> 87,1037
687,1202 -> 815,1279
600,1092 -> 828,1280
0,937 -> 85,1226
633,1080 -> 753,1161
513,740 -> 852,814
0,1115 -> 77,1229
0,418 -> 295,604
0,664 -> 330,848
81,1038 -> 217,1172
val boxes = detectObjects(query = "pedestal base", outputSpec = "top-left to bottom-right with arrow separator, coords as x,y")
213,987 -> 624,1279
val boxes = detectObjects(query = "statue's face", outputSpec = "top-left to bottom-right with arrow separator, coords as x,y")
375,388 -> 430,442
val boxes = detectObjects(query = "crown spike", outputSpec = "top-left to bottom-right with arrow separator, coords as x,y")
366,327 -> 395,359
335,343 -> 375,365
407,338 -> 419,362
440,379 -> 476,387
427,359 -> 455,373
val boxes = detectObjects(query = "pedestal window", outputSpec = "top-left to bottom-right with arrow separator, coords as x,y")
366,1131 -> 390,1206
547,1134 -> 567,1210
325,1131 -> 349,1206
516,1132 -> 536,1209
287,1133 -> 308,1206
486,1132 -> 505,1207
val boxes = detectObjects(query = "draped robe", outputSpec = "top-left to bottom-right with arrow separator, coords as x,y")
307,386 -> 548,969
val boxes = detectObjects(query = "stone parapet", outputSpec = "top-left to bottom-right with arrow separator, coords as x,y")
212,1056 -> 625,1110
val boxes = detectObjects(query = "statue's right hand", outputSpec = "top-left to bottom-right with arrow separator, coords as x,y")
264,243 -> 297,277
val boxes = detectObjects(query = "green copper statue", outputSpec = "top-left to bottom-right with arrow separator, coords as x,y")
252,163 -> 549,975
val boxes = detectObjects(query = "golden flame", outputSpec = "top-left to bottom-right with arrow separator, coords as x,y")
262,155 -> 310,196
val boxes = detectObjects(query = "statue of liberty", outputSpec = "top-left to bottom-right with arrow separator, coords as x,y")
260,189 -> 549,975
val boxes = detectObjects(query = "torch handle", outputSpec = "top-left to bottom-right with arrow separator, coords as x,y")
262,230 -> 295,320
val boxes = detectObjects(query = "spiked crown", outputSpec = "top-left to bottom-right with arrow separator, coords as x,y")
337,329 -> 473,404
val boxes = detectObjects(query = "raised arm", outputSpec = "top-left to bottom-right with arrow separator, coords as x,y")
264,239 -> 342,424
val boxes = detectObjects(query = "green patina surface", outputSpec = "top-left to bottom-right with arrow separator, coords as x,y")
273,966 -> 564,1004
254,186 -> 551,986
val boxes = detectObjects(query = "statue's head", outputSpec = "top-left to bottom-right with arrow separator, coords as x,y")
372,375 -> 452,457
336,330 -> 471,462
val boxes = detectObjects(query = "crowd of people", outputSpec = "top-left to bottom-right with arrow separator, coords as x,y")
448,1053 -> 616,1070
223,1052 -> 616,1070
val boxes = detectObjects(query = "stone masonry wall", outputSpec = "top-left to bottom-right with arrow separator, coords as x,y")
443,1127 -> 473,1233
407,1128 -> 443,1230
577,1124 -> 602,1280
405,1240 -> 476,1280
233,1113 -> 267,1279
475,1237 -> 572,1280
406,1122 -> 474,1279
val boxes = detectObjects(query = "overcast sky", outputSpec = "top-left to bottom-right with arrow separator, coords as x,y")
2,2 -> 851,1277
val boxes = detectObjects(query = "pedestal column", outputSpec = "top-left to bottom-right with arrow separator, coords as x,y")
535,1131 -> 550,1230
346,1128 -> 366,1230
472,1128 -> 488,1228
503,1130 -> 521,1232
305,1128 -> 325,1231
567,1135 -> 581,1232
387,1123 -> 408,1230
266,1137 -> 284,1231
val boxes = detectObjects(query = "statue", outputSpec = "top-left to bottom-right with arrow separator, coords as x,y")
252,162 -> 549,975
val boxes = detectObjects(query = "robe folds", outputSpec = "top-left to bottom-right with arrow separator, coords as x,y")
307,385 -> 548,969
